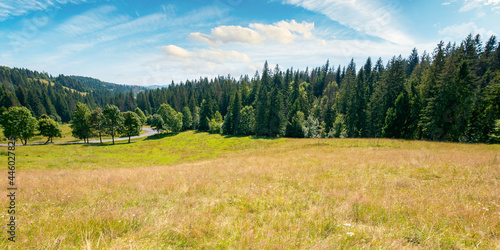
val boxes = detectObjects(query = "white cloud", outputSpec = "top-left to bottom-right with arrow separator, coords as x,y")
249,23 -> 297,44
57,5 -> 130,37
162,45 -> 196,59
442,0 -> 457,5
459,0 -> 500,12
189,25 -> 265,45
0,0 -> 87,21
190,20 -> 315,45
162,45 -> 251,63
282,0 -> 413,45
439,22 -> 497,41
317,39 -> 327,46
274,20 -> 314,39
459,1 -> 483,11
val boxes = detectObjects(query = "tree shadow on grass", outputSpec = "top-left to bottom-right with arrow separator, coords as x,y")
191,129 -> 279,140
144,132 -> 179,141
223,134 -> 279,140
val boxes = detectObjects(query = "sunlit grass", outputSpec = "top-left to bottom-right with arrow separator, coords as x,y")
0,132 -> 499,249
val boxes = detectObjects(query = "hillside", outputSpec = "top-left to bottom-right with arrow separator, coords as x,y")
68,75 -> 146,94
0,66 -> 146,122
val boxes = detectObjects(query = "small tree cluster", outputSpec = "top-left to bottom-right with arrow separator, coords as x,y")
0,107 -> 62,145
70,102 -> 143,144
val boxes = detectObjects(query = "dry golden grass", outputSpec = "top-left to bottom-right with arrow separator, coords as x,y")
1,133 -> 499,249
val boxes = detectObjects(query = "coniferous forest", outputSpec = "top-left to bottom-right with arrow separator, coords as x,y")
1,34 -> 500,143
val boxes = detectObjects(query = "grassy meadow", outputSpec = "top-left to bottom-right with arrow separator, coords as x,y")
1,131 -> 499,249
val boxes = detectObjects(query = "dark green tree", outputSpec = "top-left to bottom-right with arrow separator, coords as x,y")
120,111 -> 142,143
268,88 -> 285,137
151,114 -> 165,132
71,102 -> 92,143
238,106 -> 255,135
103,104 -> 123,145
90,107 -> 105,143
181,106 -> 193,130
134,107 -> 147,125
38,114 -> 62,144
288,111 -> 305,138
157,103 -> 182,132
382,91 -> 410,138
198,99 -> 213,131
1,106 -> 37,145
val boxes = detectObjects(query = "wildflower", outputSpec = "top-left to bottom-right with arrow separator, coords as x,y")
346,232 -> 354,236
343,223 -> 352,227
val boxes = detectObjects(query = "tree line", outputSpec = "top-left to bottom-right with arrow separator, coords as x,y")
1,34 -> 500,143
136,34 -> 500,143
0,103 -> 145,144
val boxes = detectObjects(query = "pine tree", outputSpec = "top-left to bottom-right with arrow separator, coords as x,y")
268,88 -> 285,137
255,62 -> 270,136
181,106 -> 193,130
382,91 -> 410,138
199,99 -> 213,131
288,111 -> 305,138
231,91 -> 242,135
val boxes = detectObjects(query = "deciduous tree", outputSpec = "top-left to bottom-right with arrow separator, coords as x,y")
38,114 -> 62,144
0,106 -> 37,145
103,104 -> 123,145
120,111 -> 142,143
71,102 -> 92,143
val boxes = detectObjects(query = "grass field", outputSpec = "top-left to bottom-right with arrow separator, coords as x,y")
1,131 -> 499,249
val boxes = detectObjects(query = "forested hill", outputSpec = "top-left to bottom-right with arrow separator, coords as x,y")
68,75 -> 145,94
0,66 -> 145,122
1,34 -> 499,143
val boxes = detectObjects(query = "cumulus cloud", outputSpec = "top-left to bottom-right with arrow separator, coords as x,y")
190,20 -> 315,45
274,20 -> 314,39
162,45 -> 196,59
249,23 -> 297,44
189,25 -> 265,45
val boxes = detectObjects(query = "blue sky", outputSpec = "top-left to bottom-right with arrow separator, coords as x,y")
0,0 -> 499,86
